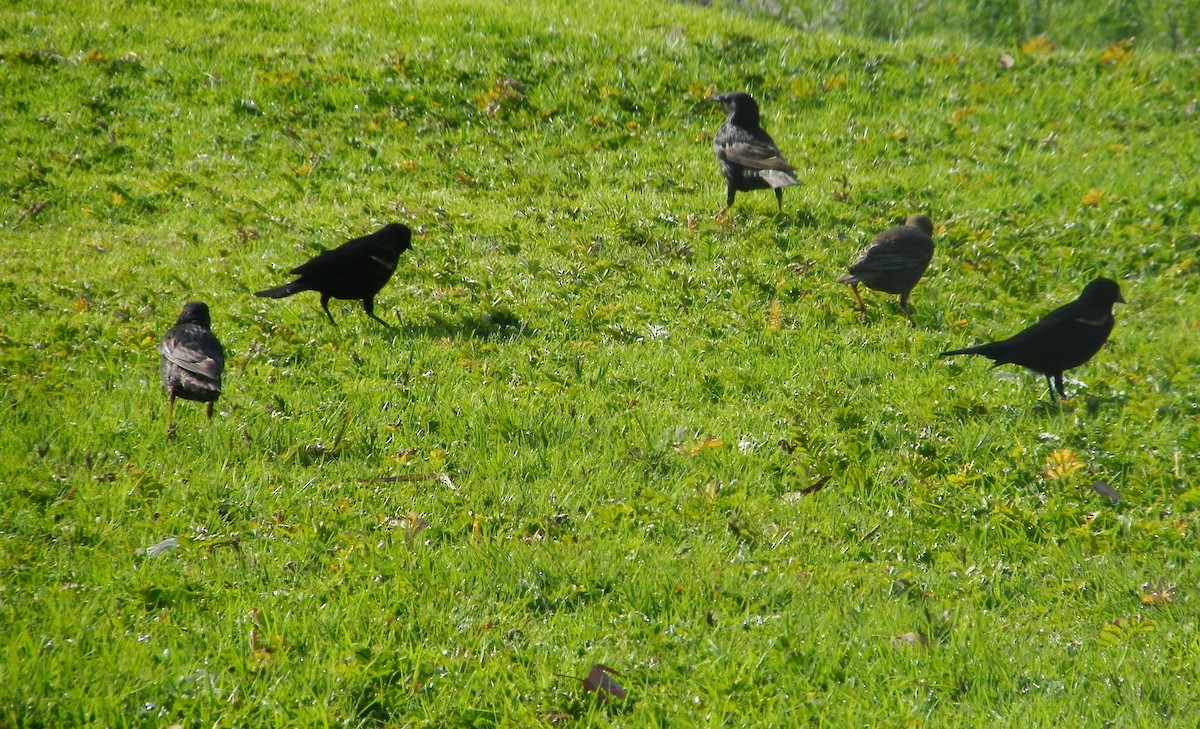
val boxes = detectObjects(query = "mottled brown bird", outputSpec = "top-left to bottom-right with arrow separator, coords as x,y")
255,223 -> 412,326
939,278 -> 1125,401
710,92 -> 798,214
159,302 -> 224,437
838,215 -> 935,325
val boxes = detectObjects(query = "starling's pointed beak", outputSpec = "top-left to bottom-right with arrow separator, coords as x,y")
1116,293 -> 1126,304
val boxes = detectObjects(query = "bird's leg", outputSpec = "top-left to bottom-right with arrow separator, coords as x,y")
363,298 -> 392,327
774,188 -> 784,212
1044,375 -> 1058,402
320,294 -> 337,325
1053,373 -> 1067,400
847,284 -> 866,312
716,185 -> 735,218
167,394 -> 177,440
206,401 -> 214,420
899,293 -> 915,327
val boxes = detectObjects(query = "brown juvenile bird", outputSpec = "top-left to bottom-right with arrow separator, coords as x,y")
939,278 -> 1125,401
838,215 -> 935,326
255,222 -> 412,326
710,92 -> 799,214
159,302 -> 225,437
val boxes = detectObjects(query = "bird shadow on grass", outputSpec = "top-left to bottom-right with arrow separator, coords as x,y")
1081,391 -> 1130,416
388,307 -> 531,342
1028,390 -> 1128,418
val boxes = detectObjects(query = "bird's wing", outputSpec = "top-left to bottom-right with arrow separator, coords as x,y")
717,138 -> 795,173
982,300 -> 1101,360
159,331 -> 224,379
849,231 -> 933,273
290,243 -> 359,276
291,236 -> 397,278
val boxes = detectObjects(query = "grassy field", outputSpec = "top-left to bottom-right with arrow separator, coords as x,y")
2,0 -> 1199,725
717,0 -> 1200,50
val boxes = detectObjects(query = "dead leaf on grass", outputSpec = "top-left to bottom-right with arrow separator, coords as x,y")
1090,480 -> 1122,503
582,664 -> 627,702
780,475 -> 831,503
891,632 -> 929,649
674,435 -> 724,457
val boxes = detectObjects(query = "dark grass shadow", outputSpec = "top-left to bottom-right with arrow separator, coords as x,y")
387,308 -> 532,342
1028,388 -> 1129,418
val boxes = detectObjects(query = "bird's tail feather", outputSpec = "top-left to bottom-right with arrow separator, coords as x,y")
761,170 -> 799,189
255,281 -> 304,299
939,344 -> 998,359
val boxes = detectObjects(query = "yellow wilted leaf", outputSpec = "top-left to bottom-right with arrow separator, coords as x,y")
1099,39 -> 1134,65
767,300 -> 782,331
790,77 -> 817,100
1139,584 -> 1175,606
951,107 -> 977,123
822,75 -> 847,92
1082,188 -> 1105,207
398,160 -> 420,172
675,436 -> 724,457
71,296 -> 91,312
473,78 -> 526,117
686,82 -> 716,102
1021,35 -> 1054,56
111,192 -> 126,207
291,164 -> 313,176
1044,449 -> 1084,480
399,512 -> 429,538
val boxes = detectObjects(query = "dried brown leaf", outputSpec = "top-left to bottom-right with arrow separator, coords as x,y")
1091,480 -> 1122,503
583,664 -> 627,702
891,632 -> 929,649
674,435 -> 724,457
542,711 -> 575,725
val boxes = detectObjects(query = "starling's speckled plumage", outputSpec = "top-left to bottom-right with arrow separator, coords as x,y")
939,278 -> 1125,401
838,215 -> 935,325
159,302 -> 224,435
710,92 -> 798,214
255,222 -> 412,326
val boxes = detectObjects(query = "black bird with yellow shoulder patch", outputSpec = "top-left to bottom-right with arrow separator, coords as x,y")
710,92 -> 798,214
939,278 -> 1124,401
255,223 -> 412,326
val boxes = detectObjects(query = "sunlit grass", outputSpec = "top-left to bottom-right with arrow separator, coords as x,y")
2,0 -> 1199,725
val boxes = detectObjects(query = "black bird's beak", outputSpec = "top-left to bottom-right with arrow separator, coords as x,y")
1116,293 -> 1126,304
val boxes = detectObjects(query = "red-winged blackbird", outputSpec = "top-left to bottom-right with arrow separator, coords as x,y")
255,223 -> 412,326
710,92 -> 798,214
939,278 -> 1125,400
838,215 -> 935,326
159,302 -> 224,436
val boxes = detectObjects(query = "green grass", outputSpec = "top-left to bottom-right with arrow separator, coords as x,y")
718,0 -> 1200,50
2,0 -> 1200,726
